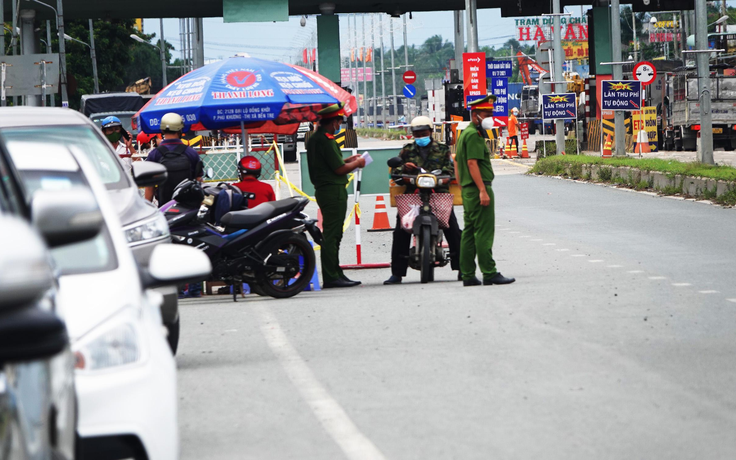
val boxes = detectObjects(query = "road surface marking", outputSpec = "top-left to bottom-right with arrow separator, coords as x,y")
254,305 -> 387,460
589,260 -> 604,263
531,239 -> 543,241
543,243 -> 556,246
628,270 -> 644,273
497,158 -> 531,169
727,299 -> 736,303
648,276 -> 667,280
607,265 -> 623,268
556,248 -> 570,251
519,235 -> 531,238
509,231 -> 521,234
671,283 -> 692,287
571,254 -> 586,257
698,290 -> 719,294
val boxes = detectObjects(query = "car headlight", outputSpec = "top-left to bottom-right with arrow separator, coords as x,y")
123,212 -> 170,246
416,175 -> 438,188
73,308 -> 145,372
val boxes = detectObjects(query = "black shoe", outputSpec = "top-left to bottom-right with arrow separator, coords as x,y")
457,272 -> 463,281
463,277 -> 482,287
383,275 -> 402,285
323,279 -> 361,289
341,274 -> 362,285
483,273 -> 516,285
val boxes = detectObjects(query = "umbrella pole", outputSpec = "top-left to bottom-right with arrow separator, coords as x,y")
240,120 -> 248,159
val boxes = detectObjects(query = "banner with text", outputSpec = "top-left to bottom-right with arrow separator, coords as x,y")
541,93 -> 577,120
463,52 -> 487,107
491,77 -> 508,126
600,80 -> 642,111
632,106 -> 658,151
340,67 -> 374,83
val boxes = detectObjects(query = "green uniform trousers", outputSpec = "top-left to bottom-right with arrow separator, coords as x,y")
460,184 -> 497,280
315,184 -> 348,283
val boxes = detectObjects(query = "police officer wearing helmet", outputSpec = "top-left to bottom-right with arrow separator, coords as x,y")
232,156 -> 275,207
384,116 -> 463,285
101,116 -> 135,175
306,102 -> 365,289
455,95 -> 515,286
144,113 -> 204,205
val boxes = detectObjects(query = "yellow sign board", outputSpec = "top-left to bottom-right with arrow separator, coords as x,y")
563,41 -> 589,62
632,106 -> 658,151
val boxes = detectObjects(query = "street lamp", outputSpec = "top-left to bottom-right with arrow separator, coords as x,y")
64,31 -> 99,94
130,34 -> 167,88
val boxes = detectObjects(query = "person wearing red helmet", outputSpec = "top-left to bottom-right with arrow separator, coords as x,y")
232,155 -> 275,207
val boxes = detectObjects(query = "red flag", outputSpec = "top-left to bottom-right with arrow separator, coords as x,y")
303,48 -> 308,64
311,48 -> 316,64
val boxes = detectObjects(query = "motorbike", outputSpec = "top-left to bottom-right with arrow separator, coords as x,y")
388,156 -> 453,284
162,180 -> 323,300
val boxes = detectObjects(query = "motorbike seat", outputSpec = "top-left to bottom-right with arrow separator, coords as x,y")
220,197 -> 304,230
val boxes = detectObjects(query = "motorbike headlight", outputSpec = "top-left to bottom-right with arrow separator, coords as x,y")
123,212 -> 170,246
73,308 -> 145,372
416,175 -> 438,188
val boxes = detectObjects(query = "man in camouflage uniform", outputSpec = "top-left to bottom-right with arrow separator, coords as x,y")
384,116 -> 462,285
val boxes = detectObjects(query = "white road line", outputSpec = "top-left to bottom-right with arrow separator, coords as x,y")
607,265 -> 623,268
648,276 -> 667,280
254,305 -> 387,460
589,260 -> 604,263
628,270 -> 644,273
698,290 -> 719,294
727,299 -> 736,303
672,283 -> 692,287
571,254 -> 586,257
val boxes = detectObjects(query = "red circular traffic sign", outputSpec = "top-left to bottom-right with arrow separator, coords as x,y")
403,70 -> 416,84
633,61 -> 657,86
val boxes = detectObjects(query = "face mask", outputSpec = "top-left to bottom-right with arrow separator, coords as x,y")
481,117 -> 495,131
106,132 -> 122,143
415,136 -> 431,147
334,127 -> 342,135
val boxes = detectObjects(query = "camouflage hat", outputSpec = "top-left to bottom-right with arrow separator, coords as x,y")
318,102 -> 347,120
468,94 -> 496,111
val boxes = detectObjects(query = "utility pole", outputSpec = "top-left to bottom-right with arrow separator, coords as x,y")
57,0 -> 68,106
371,14 -> 377,127
611,0 -> 625,156
89,20 -> 99,94
681,11 -> 687,55
632,9 -> 638,61
403,13 -> 409,120
160,19 -> 167,87
362,14 -> 368,127
695,0 -> 714,164
464,0 -> 478,52
552,1 -> 566,155
390,17 -> 398,125
1,0 -> 5,107
453,11 -> 464,69
352,14 -> 360,125
379,14 -> 387,127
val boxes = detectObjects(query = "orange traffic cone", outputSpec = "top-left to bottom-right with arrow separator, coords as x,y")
602,134 -> 613,158
634,130 -> 651,154
367,196 -> 392,232
317,208 -> 323,231
509,141 -> 518,158
521,139 -> 530,158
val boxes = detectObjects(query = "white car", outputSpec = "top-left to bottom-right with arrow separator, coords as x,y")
7,142 -> 210,460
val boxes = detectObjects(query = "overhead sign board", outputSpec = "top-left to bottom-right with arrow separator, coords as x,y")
633,61 -> 657,86
600,80 -> 642,111
462,52 -> 487,107
486,60 -> 512,78
491,77 -> 508,126
541,93 -> 577,120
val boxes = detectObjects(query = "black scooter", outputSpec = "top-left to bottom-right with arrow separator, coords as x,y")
162,182 -> 323,300
388,157 -> 453,283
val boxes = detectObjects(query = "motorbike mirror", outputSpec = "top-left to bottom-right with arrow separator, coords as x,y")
205,167 -> 214,179
431,169 -> 442,175
387,157 -> 403,168
133,161 -> 168,187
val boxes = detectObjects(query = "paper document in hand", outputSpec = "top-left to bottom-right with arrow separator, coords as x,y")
361,151 -> 373,167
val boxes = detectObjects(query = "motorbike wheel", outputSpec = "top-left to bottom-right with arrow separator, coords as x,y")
257,235 -> 316,299
420,226 -> 434,284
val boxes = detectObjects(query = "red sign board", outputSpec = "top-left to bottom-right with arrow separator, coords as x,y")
462,52 -> 487,107
403,70 -> 417,84
520,122 -> 529,140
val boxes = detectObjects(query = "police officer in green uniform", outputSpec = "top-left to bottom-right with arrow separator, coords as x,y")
306,103 -> 366,288
455,95 -> 515,286
384,116 -> 462,285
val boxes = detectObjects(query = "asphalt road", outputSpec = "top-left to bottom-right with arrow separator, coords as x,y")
176,157 -> 736,460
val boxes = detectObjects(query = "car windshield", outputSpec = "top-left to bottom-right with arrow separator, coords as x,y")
0,125 -> 129,190
16,169 -> 118,275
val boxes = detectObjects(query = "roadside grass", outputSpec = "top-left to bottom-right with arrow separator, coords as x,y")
530,154 -> 736,182
529,154 -> 736,206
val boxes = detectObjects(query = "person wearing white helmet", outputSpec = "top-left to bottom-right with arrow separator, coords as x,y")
508,107 -> 520,154
144,112 -> 203,206
383,116 -> 463,285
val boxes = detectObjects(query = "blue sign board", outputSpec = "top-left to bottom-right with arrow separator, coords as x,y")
403,84 -> 416,98
600,80 -> 642,111
491,77 -> 508,118
486,60 -> 513,78
541,93 -> 578,120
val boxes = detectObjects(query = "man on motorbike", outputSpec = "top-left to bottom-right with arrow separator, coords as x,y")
455,95 -> 515,286
384,116 -> 462,285
101,116 -> 135,175
232,156 -> 275,207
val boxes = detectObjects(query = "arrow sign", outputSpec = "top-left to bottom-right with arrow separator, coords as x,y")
403,84 -> 416,98
403,70 -> 417,84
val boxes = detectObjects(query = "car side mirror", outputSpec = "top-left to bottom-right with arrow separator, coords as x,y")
387,156 -> 403,168
32,188 -> 103,249
0,216 -> 54,312
141,244 -> 212,289
0,307 -> 69,365
133,161 -> 168,187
